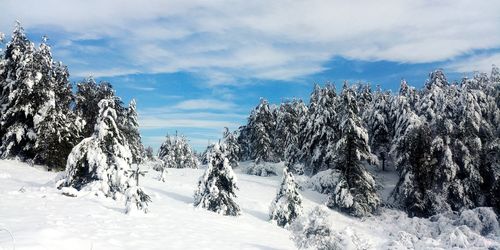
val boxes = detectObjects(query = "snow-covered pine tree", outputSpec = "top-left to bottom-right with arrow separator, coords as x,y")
284,100 -> 308,174
62,97 -> 132,193
222,127 -> 240,168
0,24 -> 76,162
391,124 -> 434,217
237,125 -> 252,161
355,83 -> 373,115
269,167 -> 303,227
248,98 -> 277,163
0,23 -> 40,159
201,143 -> 214,165
193,143 -> 240,216
363,86 -> 393,170
121,99 -> 145,164
61,98 -> 150,213
75,78 -> 122,137
157,133 -> 198,169
448,81 -> 484,211
300,83 -> 338,176
327,85 -> 380,217
33,40 -> 83,170
275,99 -> 307,173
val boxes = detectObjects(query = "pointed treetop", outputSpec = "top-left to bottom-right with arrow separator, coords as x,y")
42,35 -> 49,44
11,20 -> 28,44
14,20 -> 23,32
342,80 -> 349,90
130,98 -> 137,107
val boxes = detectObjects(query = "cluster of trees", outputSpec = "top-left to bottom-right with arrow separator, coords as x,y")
0,24 -> 148,213
157,132 -> 199,169
236,67 -> 500,217
194,139 -> 303,225
0,24 -> 146,170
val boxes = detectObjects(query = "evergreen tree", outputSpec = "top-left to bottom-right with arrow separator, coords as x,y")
62,98 -> 133,194
61,98 -> 149,213
0,24 -> 78,163
33,41 -> 83,170
300,84 -> 338,175
327,86 -> 380,217
269,167 -> 303,227
75,78 -> 120,137
363,86 -> 393,170
237,125 -> 251,161
355,83 -> 373,115
122,99 -> 145,164
201,143 -> 215,165
193,143 -> 240,216
276,99 -> 307,173
248,98 -> 277,163
391,124 -> 434,217
0,23 -> 40,159
222,127 -> 240,168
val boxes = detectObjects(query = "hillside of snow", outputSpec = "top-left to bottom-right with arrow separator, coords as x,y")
0,160 -> 499,250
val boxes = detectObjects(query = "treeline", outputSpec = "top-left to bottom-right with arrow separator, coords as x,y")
0,23 -> 145,170
236,68 -> 500,217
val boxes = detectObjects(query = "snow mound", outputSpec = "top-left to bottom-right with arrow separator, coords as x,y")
305,169 -> 341,193
0,172 -> 11,179
380,208 -> 500,249
245,161 -> 284,177
291,206 -> 371,250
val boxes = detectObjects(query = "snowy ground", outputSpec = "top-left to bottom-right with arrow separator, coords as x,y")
0,160 -> 498,250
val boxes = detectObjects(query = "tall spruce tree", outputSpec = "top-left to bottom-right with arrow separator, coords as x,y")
248,98 -> 277,163
122,99 -> 145,164
193,143 -> 240,216
237,125 -> 252,161
300,84 -> 338,175
33,40 -> 83,170
0,23 -> 40,159
275,99 -> 307,172
363,86 -> 393,170
0,24 -> 78,163
326,85 -> 380,217
222,127 -> 240,168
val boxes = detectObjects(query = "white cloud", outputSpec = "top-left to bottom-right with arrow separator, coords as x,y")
173,99 -> 237,111
140,117 -> 240,130
446,52 -> 500,74
1,0 -> 499,84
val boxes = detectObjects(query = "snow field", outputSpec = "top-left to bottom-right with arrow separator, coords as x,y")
1,160 -> 499,249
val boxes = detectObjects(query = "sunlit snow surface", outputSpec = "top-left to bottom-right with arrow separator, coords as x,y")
0,160 -> 498,249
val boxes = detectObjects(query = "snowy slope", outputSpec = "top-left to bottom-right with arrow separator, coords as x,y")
0,160 -> 499,250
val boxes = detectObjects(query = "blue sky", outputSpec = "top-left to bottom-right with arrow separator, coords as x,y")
1,0 -> 499,151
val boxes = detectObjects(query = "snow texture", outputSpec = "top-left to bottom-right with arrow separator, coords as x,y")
0,159 -> 499,249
